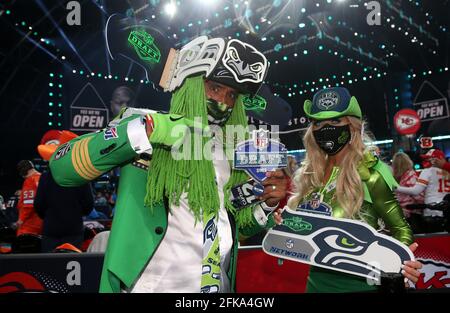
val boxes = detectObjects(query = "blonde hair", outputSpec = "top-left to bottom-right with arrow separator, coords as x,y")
392,152 -> 413,182
288,117 -> 370,218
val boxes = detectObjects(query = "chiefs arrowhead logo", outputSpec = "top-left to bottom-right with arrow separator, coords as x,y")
394,109 -> 421,135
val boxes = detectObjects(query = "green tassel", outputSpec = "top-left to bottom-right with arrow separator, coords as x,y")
144,75 -> 253,226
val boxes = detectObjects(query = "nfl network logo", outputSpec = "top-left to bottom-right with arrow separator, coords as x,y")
285,239 -> 294,249
253,129 -> 269,150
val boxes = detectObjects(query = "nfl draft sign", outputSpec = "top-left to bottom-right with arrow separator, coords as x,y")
230,129 -> 287,210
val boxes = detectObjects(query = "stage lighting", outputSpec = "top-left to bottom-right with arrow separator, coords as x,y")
200,0 -> 217,5
164,2 -> 176,17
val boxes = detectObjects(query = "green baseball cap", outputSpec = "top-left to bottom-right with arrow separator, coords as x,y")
304,87 -> 362,120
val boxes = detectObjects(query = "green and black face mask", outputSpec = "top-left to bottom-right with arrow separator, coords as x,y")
313,124 -> 351,155
206,98 -> 233,126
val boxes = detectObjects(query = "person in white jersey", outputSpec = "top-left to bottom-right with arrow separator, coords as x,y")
395,149 -> 450,219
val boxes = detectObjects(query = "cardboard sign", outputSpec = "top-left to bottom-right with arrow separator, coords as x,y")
413,81 -> 449,122
262,207 -> 414,282
70,83 -> 109,132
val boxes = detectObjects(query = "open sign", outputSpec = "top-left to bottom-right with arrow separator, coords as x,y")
415,98 -> 449,122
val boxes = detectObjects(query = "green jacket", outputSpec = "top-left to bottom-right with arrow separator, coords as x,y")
49,113 -> 267,293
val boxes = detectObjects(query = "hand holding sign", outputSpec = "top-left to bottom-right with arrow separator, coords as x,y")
263,207 -> 416,283
259,170 -> 289,207
230,130 -> 288,210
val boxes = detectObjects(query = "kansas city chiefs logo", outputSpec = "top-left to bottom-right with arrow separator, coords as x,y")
395,114 -> 420,130
413,259 -> 450,289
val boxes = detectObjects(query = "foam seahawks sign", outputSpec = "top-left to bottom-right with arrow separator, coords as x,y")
262,207 -> 414,281
105,16 -> 291,127
234,129 -> 287,182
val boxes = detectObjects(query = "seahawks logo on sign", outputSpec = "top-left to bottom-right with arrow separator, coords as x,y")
316,91 -> 340,110
263,207 -> 415,281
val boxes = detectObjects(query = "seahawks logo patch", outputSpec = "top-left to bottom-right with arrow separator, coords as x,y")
316,91 -> 340,110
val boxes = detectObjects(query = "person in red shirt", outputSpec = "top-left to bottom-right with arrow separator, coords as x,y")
16,160 -> 43,236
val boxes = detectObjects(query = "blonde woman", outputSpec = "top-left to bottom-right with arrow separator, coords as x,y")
392,152 -> 424,217
287,87 -> 422,293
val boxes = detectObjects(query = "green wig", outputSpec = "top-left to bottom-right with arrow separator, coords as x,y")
144,75 -> 254,226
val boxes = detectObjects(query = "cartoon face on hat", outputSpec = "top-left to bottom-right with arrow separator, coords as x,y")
209,39 -> 268,94
304,87 -> 362,121
167,36 -> 269,95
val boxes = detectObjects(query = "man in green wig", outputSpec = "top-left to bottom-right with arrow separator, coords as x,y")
49,36 -> 288,293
